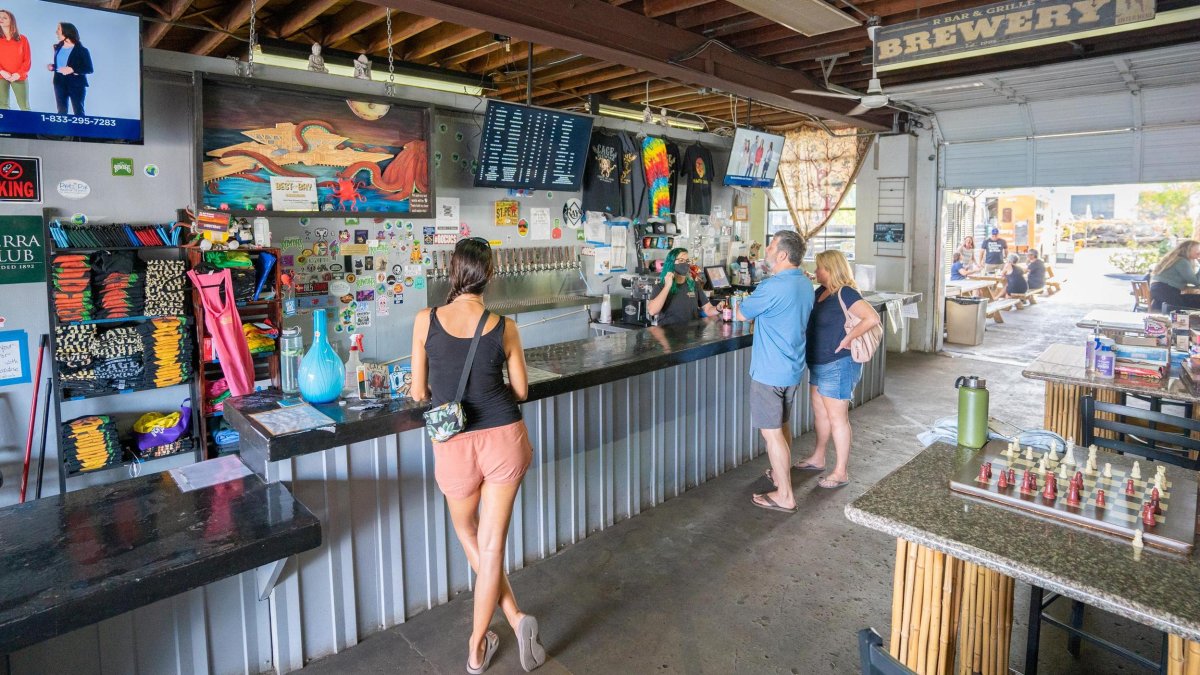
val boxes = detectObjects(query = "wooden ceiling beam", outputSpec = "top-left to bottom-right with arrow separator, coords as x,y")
325,5 -> 388,48
535,70 -> 659,105
599,81 -> 692,103
364,14 -> 441,53
190,0 -> 271,56
359,0 -> 880,128
702,15 -> 774,39
278,0 -> 341,39
643,0 -> 715,18
492,58 -> 609,96
144,0 -> 194,47
431,33 -> 505,66
673,2 -> 746,29
404,25 -> 486,61
463,43 -> 555,73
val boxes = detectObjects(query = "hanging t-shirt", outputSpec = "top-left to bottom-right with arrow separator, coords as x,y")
682,143 -> 715,215
665,142 -> 681,211
642,136 -> 671,218
582,131 -> 623,214
619,132 -> 648,221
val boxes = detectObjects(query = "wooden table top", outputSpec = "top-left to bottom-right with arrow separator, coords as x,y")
946,278 -> 999,296
1022,343 -> 1200,404
1077,309 -> 1152,332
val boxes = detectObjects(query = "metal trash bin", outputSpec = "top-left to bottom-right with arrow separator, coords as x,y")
945,297 -> 986,346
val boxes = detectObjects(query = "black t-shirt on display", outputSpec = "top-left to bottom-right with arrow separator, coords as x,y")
665,142 -> 681,212
619,132 -> 648,221
582,131 -> 623,214
652,281 -> 708,326
983,237 -> 1008,264
682,143 -> 714,215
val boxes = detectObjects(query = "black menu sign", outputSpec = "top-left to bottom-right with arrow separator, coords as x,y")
474,101 -> 594,191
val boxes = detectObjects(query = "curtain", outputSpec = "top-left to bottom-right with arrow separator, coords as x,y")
775,128 -> 874,239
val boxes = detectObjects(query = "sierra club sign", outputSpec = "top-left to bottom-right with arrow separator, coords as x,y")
0,216 -> 45,285
875,0 -> 1156,68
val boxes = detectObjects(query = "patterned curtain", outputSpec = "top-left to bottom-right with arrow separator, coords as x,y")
775,128 -> 874,239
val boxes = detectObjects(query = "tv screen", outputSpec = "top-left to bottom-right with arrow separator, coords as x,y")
0,0 -> 142,143
724,128 -> 785,188
199,76 -> 433,217
705,266 -> 730,289
474,100 -> 594,191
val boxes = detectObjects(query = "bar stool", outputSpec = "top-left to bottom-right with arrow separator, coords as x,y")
858,628 -> 917,675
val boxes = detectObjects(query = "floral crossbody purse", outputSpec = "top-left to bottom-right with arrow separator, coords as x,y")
424,309 -> 490,442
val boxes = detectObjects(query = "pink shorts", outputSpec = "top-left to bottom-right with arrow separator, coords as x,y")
433,420 -> 533,499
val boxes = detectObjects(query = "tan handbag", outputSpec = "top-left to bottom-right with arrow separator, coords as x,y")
837,287 -> 883,363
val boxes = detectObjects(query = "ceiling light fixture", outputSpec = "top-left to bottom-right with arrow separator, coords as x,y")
252,41 -> 488,96
723,0 -> 859,37
589,96 -> 706,131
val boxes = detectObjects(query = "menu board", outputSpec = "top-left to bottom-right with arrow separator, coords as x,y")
474,101 -> 594,191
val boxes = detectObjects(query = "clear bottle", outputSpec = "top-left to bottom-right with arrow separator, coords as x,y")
280,326 -> 302,395
281,273 -> 297,318
343,333 -> 363,398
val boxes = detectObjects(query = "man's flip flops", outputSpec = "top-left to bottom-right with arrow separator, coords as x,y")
751,493 -> 797,513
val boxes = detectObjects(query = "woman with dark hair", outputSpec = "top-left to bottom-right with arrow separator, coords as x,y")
646,247 -> 723,327
409,238 -> 547,674
0,10 -> 31,110
47,22 -> 92,116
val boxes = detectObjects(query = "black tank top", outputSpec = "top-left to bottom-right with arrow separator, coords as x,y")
426,308 -> 521,433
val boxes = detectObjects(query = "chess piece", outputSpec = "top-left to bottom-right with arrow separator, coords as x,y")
1142,502 -> 1157,528
1151,487 -> 1162,515
1096,489 -> 1106,508
1042,472 -> 1058,501
1025,446 -> 1035,461
1125,478 -> 1136,495
1132,529 -> 1144,549
1086,456 -> 1097,474
1058,463 -> 1069,481
1131,461 -> 1141,480
1022,470 -> 1036,493
978,463 -> 991,483
998,471 -> 1009,489
308,43 -> 328,73
1103,463 -> 1112,478
985,462 -> 992,479
1007,468 -> 1016,486
1063,440 -> 1076,466
1048,444 -> 1060,463
1087,445 -> 1098,471
1073,471 -> 1084,490
353,53 -> 372,80
1067,480 -> 1081,506
1037,456 -> 1048,473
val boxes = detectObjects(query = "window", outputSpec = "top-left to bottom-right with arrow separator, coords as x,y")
767,185 -> 856,260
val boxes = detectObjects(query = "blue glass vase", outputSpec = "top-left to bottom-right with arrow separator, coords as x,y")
298,309 -> 345,404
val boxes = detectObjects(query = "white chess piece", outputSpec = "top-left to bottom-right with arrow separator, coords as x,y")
1103,463 -> 1112,478
1059,464 -> 1068,481
1025,446 -> 1035,462
1087,444 -> 1098,465
1131,461 -> 1141,480
1132,529 -> 1145,549
1038,456 -> 1048,473
1063,443 -> 1076,466
1048,444 -> 1060,463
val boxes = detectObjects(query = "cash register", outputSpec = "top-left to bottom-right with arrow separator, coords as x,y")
704,265 -> 734,299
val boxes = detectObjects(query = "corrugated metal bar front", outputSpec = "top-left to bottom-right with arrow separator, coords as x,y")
11,346 -> 888,674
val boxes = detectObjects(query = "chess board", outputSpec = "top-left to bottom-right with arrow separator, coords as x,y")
950,447 -> 1198,555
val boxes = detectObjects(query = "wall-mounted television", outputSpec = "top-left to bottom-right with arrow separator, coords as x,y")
724,127 -> 785,188
474,100 -> 594,191
199,76 -> 433,217
0,0 -> 143,143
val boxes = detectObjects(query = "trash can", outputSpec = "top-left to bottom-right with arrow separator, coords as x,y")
945,297 -> 986,346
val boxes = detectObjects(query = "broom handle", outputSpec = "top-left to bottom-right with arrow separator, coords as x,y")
19,335 -> 47,504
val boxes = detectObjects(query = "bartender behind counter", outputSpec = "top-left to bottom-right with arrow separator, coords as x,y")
647,247 -> 724,326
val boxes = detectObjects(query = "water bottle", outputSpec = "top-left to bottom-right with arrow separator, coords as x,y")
955,375 -> 989,449
280,327 -> 302,395
1084,328 -> 1098,372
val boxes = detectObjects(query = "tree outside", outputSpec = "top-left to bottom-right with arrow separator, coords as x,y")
1138,183 -> 1200,238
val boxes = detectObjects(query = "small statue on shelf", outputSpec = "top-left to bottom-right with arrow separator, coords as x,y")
353,53 -> 372,80
308,43 -> 328,74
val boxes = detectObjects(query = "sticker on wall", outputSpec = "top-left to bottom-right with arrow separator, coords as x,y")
356,290 -> 375,302
375,272 -> 386,283
393,295 -> 404,305
0,316 -> 5,328
143,163 -> 159,178
423,226 -> 435,245
577,228 -> 586,241
545,192 -> 553,199
0,216 -> 44,285
376,297 -> 390,317
70,213 -> 88,225
414,277 -> 426,290
563,198 -> 583,228
459,223 -> 471,237
552,227 -> 562,240
0,156 -> 41,204
354,229 -> 369,244
280,237 -> 302,250
404,276 -> 414,287
494,200 -> 519,226
356,310 -> 372,328
517,219 -> 528,237
110,158 -> 133,177
56,179 -> 90,200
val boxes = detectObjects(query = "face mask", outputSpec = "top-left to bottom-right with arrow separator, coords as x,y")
673,262 -> 690,275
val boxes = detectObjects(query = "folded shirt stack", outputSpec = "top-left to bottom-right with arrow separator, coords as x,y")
135,436 -> 194,460
61,415 -> 124,474
93,251 -> 145,320
93,326 -> 145,391
51,254 -> 94,323
243,321 -> 279,355
210,418 -> 240,455
55,324 -> 103,398
138,317 -> 194,388
206,377 -> 231,415
144,259 -> 188,317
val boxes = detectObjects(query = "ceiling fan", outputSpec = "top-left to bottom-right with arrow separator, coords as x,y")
792,25 -> 891,116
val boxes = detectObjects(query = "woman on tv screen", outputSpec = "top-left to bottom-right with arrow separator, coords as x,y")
47,21 -> 91,116
0,10 -> 31,110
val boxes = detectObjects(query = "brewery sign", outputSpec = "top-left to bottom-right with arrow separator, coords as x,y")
875,0 -> 1156,69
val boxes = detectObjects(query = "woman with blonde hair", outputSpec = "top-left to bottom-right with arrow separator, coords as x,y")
1150,239 -> 1200,311
794,250 -> 881,489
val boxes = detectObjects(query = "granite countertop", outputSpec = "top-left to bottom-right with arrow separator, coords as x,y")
1022,343 -> 1200,403
0,456 -> 321,653
226,319 -> 754,462
846,441 -> 1200,641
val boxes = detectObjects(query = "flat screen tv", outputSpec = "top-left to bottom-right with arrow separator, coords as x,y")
474,100 -> 594,191
0,0 -> 143,143
724,127 -> 785,188
199,76 -> 433,217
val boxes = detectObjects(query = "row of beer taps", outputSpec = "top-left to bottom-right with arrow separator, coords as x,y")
428,246 -> 581,279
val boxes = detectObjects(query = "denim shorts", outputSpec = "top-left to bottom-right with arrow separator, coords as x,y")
809,358 -> 863,401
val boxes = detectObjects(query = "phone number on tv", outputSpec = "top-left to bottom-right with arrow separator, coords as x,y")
39,114 -> 119,127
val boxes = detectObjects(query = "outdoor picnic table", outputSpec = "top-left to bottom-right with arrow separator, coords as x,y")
946,278 -> 1001,298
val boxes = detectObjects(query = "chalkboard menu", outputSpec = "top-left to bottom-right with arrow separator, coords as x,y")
474,101 -> 594,191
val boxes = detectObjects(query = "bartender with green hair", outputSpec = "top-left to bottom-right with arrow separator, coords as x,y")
647,248 -> 724,326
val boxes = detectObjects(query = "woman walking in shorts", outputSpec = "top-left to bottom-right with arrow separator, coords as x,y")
410,237 -> 547,673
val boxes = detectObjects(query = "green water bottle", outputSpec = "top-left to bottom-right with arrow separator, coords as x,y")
955,375 -> 989,449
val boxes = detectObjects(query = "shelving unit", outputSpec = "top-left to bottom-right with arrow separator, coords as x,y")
187,247 -> 282,458
41,214 -> 203,495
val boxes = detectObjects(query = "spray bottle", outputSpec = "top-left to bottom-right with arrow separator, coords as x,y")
343,333 -> 364,398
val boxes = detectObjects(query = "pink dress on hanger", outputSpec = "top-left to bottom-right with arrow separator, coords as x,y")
188,268 -> 256,396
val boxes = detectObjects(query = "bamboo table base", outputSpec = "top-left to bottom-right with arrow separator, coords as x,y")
891,540 -> 1200,674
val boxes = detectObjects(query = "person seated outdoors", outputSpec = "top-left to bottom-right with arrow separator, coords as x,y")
1150,240 -> 1200,311
950,252 -> 970,280
1001,253 -> 1027,298
1025,250 -> 1046,291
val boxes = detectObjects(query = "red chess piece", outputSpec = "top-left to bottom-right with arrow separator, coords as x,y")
1042,472 -> 1058,501
1067,481 -> 1081,506
1007,468 -> 1016,485
1142,502 -> 1158,528
1125,478 -> 1136,495
998,471 -> 1009,489
1096,489 -> 1106,508
985,462 -> 993,479
978,463 -> 991,484
1073,471 -> 1085,491
1151,487 -> 1162,515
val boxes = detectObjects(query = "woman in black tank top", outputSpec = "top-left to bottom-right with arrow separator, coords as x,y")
410,238 -> 547,673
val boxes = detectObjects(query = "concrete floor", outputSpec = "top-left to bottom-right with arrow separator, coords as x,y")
302,343 -> 1165,674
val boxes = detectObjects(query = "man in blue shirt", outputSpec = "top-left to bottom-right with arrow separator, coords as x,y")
736,230 -> 814,513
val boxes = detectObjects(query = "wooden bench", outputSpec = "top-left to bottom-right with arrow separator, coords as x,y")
986,298 -> 1019,323
1011,287 -> 1047,307
1046,265 -> 1068,295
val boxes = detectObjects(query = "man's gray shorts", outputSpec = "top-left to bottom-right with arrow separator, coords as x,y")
750,379 -> 799,430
